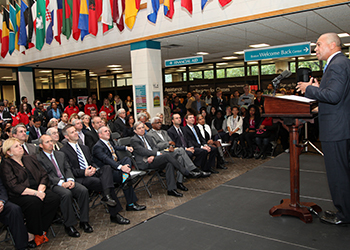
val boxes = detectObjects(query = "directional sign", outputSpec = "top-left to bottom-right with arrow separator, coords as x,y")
244,42 -> 311,62
165,56 -> 203,67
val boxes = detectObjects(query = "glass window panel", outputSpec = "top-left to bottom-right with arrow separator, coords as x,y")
100,75 -> 115,88
189,71 -> 203,81
35,69 -> 53,90
71,70 -> 87,88
117,79 -> 126,87
164,67 -> 186,82
54,69 -> 69,89
247,66 -> 259,76
216,69 -> 225,78
165,74 -> 172,83
261,64 -> 275,75
204,70 -> 214,79
298,60 -> 321,71
183,72 -> 187,81
227,67 -> 244,77
90,76 -> 98,89
289,62 -> 296,73
126,78 -> 133,86
0,68 -> 17,81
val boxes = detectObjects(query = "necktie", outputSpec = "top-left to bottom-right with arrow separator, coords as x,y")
107,141 -> 118,161
36,128 -> 41,138
323,63 -> 328,73
22,145 -> 29,155
142,137 -> 151,150
76,144 -> 87,169
50,154 -> 63,178
192,126 -> 201,145
203,125 -> 210,141
177,128 -> 187,147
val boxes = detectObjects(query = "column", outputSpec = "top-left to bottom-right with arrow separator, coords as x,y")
275,61 -> 289,73
130,41 -> 163,119
18,67 -> 35,105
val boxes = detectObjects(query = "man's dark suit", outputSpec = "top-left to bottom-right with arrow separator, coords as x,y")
211,96 -> 227,111
0,178 -> 28,250
22,142 -> 38,155
85,129 -> 100,151
191,99 -> 206,114
167,125 -> 208,169
114,117 -> 126,137
305,52 -> 350,222
61,142 -> 122,215
92,140 -> 138,205
182,125 -> 217,171
37,151 -> 90,227
28,125 -> 46,140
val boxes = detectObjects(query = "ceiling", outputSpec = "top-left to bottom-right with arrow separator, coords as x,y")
26,3 -> 350,75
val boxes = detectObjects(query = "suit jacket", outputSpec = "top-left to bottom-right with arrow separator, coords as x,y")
167,125 -> 187,148
0,155 -> 50,198
211,97 -> 227,111
85,129 -> 100,150
36,150 -> 74,187
182,124 -> 207,148
191,100 -> 206,114
305,53 -> 350,142
61,142 -> 98,178
114,117 -> 126,136
147,129 -> 173,151
0,177 -> 8,203
92,139 -> 126,170
24,142 -> 38,155
28,126 -> 46,140
130,134 -> 158,170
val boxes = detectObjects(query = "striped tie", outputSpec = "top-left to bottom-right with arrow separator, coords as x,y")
107,141 -> 118,161
76,144 -> 87,169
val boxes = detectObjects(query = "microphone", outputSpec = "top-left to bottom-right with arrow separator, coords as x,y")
272,70 -> 292,84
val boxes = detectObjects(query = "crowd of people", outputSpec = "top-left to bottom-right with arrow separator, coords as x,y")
0,86 -> 291,250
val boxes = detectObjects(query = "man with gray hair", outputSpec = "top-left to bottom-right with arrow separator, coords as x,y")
12,124 -> 37,155
114,108 -> 127,137
100,111 -> 116,132
46,127 -> 63,150
137,112 -> 151,132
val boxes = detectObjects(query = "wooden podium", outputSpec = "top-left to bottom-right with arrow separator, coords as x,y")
264,95 -> 322,223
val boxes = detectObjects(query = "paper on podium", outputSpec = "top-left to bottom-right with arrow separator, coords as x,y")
274,95 -> 316,103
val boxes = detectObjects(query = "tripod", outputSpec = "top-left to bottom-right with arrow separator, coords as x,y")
301,122 -> 323,156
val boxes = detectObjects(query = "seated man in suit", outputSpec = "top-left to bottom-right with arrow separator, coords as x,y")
46,127 -> 64,151
12,124 -> 37,155
92,126 -> 146,220
114,108 -> 127,137
85,116 -> 104,151
0,178 -> 29,250
130,121 -> 199,197
28,116 -> 46,141
182,113 -> 218,174
37,135 -> 92,238
167,114 -> 209,172
99,111 -> 116,132
61,119 -> 85,145
148,117 -> 207,191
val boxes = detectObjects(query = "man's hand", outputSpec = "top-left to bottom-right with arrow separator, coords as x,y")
185,147 -> 194,153
169,141 -> 176,146
36,191 -> 46,201
296,77 -> 319,94
147,156 -> 155,164
203,145 -> 211,152
207,140 -> 214,145
63,181 -> 75,189
120,164 -> 131,174
0,201 -> 4,213
85,166 -> 96,177
126,146 -> 133,152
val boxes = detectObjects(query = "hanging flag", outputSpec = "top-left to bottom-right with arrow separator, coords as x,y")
36,0 -> 46,50
0,12 -> 3,43
102,0 -> 113,33
1,8 -> 10,58
46,0 -> 54,44
9,3 -> 16,55
125,0 -> 140,29
147,0 -> 159,24
15,2 -> 20,51
25,0 -> 36,49
113,0 -> 125,32
31,0 -> 37,48
164,0 -> 174,19
181,0 -> 192,14
62,0 -> 73,39
201,0 -> 208,10
18,0 -> 28,52
54,0 -> 62,43
219,0 -> 231,7
72,0 -> 81,40
89,0 -> 102,36
78,0 -> 89,40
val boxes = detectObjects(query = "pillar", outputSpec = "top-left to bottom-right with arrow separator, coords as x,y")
18,67 -> 35,105
130,41 -> 163,119
275,61 -> 289,73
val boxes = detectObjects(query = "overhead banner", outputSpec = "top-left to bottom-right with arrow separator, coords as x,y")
165,56 -> 203,67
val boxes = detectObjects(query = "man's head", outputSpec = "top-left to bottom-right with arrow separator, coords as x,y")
90,109 -> 97,118
59,97 -> 64,104
68,98 -> 75,107
172,113 -> 182,127
98,126 -> 111,140
61,113 -> 69,123
12,124 -> 27,143
99,111 -> 107,120
9,105 -> 16,114
72,119 -> 83,132
117,108 -> 126,119
194,92 -> 200,101
216,90 -> 223,98
315,33 -> 342,61
256,89 -> 263,97
133,121 -> 145,136
151,117 -> 162,131
92,116 -> 103,130
0,102 -> 4,112
185,113 -> 195,126
137,113 -> 147,123
34,117 -> 42,128
108,93 -> 113,100
243,84 -> 249,94
21,96 -> 28,103
46,127 -> 60,143
187,92 -> 192,99
39,134 -> 53,153
62,124 -> 79,143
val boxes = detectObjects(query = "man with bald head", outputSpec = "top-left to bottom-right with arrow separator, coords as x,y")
297,33 -> 350,225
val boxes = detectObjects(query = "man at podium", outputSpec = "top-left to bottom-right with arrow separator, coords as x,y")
297,33 -> 350,225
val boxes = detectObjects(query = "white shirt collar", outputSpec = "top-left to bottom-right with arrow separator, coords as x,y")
327,51 -> 341,65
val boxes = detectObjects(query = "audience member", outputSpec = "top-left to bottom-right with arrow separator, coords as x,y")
64,98 -> 79,118
28,116 -> 46,141
211,90 -> 226,111
58,113 -> 69,129
238,84 -> 254,106
12,124 -> 37,155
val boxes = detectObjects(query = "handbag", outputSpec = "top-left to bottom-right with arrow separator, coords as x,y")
255,128 -> 270,138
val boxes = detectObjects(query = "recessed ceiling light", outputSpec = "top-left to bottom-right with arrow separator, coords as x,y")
217,62 -> 228,65
90,73 -> 97,76
196,52 -> 209,55
338,33 -> 350,38
110,68 -> 122,71
298,57 -> 305,59
247,61 -> 258,65
1,76 -> 12,79
249,43 -> 270,48
344,43 -> 350,46
233,51 -> 244,55
222,56 -> 238,60
107,65 -> 122,68
176,69 -> 186,72
112,70 -> 124,73
39,70 -> 51,73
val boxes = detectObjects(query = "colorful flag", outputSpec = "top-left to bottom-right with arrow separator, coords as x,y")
102,0 -> 113,33
0,12 -> 3,43
78,0 -> 89,40
19,0 -> 28,51
113,0 -> 125,32
181,0 -> 192,14
15,2 -> 21,51
125,0 -> 140,29
54,0 -> 63,43
62,0 -> 73,39
164,0 -> 174,19
1,8 -> 10,58
89,0 -> 102,36
219,0 -> 231,7
201,0 -> 208,10
36,0 -> 46,50
73,0 -> 81,40
46,0 -> 54,44
147,0 -> 159,24
25,0 -> 36,49
9,3 -> 16,55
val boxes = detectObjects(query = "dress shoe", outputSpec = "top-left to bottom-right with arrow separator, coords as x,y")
209,168 -> 219,174
102,195 -> 117,207
79,222 -> 93,233
177,182 -> 188,191
217,164 -> 228,170
64,226 -> 80,237
320,215 -> 347,225
187,171 -> 201,178
199,170 -> 211,178
167,189 -> 183,197
158,171 -> 166,177
126,202 -> 147,211
27,240 -> 36,248
110,213 -> 130,224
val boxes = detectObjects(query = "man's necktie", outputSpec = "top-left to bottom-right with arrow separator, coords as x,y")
177,128 -> 186,147
142,137 -> 151,150
50,154 -> 63,178
36,128 -> 41,138
107,141 -> 118,161
323,63 -> 328,73
76,144 -> 87,169
203,125 -> 210,141
22,145 -> 28,155
192,127 -> 201,145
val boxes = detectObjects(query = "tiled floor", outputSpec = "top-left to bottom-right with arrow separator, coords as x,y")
0,156 -> 270,250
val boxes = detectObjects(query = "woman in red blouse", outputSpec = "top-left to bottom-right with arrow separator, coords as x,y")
18,103 -> 31,125
84,96 -> 98,116
100,98 -> 114,121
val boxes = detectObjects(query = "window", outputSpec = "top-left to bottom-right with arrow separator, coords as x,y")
0,68 -> 17,81
71,70 -> 87,88
54,70 -> 69,89
227,67 -> 244,77
189,71 -> 203,81
90,76 -> 98,89
100,75 -> 115,88
204,70 -> 214,79
261,64 -> 275,75
35,69 -> 53,90
298,60 -> 321,72
164,68 -> 186,82
216,69 -> 225,78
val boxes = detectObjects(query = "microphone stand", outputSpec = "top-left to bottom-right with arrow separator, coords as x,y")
301,122 -> 324,156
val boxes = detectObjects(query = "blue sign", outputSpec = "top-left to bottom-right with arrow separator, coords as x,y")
244,42 -> 311,62
165,56 -> 203,67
